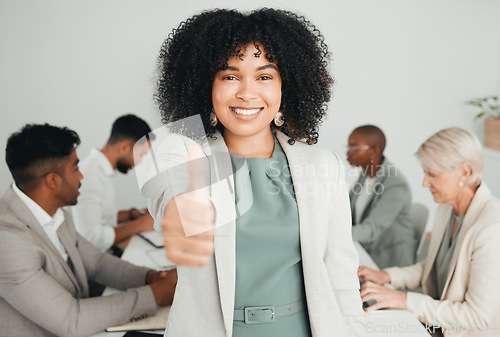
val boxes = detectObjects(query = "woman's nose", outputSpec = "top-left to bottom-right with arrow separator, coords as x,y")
236,80 -> 258,101
422,176 -> 430,187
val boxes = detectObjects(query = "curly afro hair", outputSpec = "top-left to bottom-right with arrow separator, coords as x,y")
156,8 -> 333,145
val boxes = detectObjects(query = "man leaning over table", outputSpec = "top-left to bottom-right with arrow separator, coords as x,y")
70,114 -> 155,254
0,124 -> 177,337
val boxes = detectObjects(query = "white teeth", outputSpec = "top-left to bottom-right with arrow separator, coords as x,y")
232,108 -> 261,115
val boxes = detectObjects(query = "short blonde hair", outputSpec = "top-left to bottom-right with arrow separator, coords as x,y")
416,127 -> 483,187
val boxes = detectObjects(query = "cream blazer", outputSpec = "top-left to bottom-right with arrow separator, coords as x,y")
147,130 -> 365,337
385,183 -> 500,336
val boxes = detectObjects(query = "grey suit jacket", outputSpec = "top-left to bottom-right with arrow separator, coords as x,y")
0,187 -> 157,337
350,157 -> 416,269
148,131 -> 365,337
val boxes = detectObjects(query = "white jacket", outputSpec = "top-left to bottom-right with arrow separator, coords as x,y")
147,130 -> 365,337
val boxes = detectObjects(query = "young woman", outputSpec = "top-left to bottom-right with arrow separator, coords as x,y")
147,8 -> 364,337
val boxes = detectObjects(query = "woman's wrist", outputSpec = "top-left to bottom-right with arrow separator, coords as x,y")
381,270 -> 391,284
400,291 -> 408,309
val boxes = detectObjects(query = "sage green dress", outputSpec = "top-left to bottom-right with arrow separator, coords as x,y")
231,137 -> 312,337
433,212 -> 465,298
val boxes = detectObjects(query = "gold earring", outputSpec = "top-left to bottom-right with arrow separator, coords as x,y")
210,110 -> 218,126
274,111 -> 284,127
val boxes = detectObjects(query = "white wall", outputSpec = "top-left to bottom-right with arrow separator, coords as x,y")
1,0 -> 499,227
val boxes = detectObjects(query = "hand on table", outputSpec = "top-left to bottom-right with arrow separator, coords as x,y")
161,144 -> 215,267
135,213 -> 154,232
129,208 -> 148,220
358,266 -> 391,284
146,269 -> 169,284
360,280 -> 407,312
149,268 -> 178,306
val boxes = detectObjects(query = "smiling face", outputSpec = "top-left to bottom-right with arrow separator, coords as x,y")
212,43 -> 282,142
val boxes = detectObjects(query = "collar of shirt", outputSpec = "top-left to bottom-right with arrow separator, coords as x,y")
12,183 -> 65,230
12,183 -> 68,261
90,148 -> 114,177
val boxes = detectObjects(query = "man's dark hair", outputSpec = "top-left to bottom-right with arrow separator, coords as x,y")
6,124 -> 80,189
353,124 -> 387,155
108,114 -> 153,145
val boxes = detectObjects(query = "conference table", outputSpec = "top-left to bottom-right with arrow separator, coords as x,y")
93,235 -> 430,336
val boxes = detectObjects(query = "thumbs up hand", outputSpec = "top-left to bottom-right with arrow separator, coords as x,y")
161,144 -> 216,267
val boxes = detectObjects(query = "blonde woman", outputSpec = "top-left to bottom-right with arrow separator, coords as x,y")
358,127 -> 500,336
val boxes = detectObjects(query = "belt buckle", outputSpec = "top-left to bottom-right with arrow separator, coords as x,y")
244,306 -> 276,324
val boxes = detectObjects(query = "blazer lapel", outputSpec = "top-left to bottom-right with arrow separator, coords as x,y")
358,158 -> 391,223
206,134 -> 236,337
440,184 -> 490,298
360,175 -> 388,223
4,187 -> 83,295
57,223 -> 88,297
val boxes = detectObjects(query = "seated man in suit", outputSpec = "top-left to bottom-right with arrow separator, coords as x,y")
347,125 -> 417,268
0,123 -> 177,337
70,114 -> 155,253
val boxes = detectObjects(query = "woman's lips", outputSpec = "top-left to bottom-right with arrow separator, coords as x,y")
231,107 -> 262,115
230,107 -> 263,120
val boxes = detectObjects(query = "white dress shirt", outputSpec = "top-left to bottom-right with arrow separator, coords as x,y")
12,183 -> 68,261
69,148 -> 117,251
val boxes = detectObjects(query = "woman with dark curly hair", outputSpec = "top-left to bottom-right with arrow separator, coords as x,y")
147,8 -> 364,337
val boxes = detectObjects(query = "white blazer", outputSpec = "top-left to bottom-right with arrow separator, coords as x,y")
386,183 -> 500,336
148,130 -> 365,337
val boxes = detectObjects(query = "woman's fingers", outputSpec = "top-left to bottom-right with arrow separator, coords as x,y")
364,301 -> 385,312
357,266 -> 368,279
358,266 -> 390,284
360,281 -> 382,297
360,281 -> 406,311
160,145 -> 216,267
166,248 -> 213,267
163,222 -> 215,267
